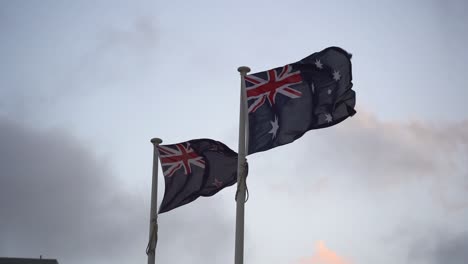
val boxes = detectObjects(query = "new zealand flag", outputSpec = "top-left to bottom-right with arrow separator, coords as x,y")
246,46 -> 356,154
157,139 -> 244,213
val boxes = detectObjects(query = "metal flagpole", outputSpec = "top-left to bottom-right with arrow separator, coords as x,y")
234,66 -> 250,264
147,138 -> 162,264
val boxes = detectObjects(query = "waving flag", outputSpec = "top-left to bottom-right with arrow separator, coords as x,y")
158,142 -> 206,177
246,64 -> 303,113
246,46 -> 356,154
157,138 -> 244,213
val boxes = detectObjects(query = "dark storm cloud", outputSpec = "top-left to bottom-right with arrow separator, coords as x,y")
0,117 -> 146,263
0,117 -> 234,264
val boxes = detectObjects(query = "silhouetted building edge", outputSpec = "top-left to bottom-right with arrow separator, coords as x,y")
0,257 -> 59,264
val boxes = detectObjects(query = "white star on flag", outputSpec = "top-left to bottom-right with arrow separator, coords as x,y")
333,70 -> 341,81
324,113 -> 333,123
269,116 -> 279,139
314,59 -> 323,69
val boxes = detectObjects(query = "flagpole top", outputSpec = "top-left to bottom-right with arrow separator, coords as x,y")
237,66 -> 251,75
151,138 -> 163,145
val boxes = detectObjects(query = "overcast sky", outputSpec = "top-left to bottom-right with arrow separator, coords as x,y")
1,1 -> 467,264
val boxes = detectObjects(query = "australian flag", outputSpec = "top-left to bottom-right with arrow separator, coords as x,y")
246,46 -> 356,154
157,139 -> 244,213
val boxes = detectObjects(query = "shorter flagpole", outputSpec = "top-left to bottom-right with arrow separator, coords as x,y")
147,138 -> 162,264
235,66 -> 250,264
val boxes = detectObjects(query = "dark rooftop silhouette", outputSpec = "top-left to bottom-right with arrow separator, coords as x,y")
0,258 -> 58,264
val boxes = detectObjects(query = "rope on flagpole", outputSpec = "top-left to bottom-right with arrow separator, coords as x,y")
146,218 -> 158,255
235,158 -> 249,203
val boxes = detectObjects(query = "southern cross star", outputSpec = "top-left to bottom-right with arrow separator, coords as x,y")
332,70 -> 341,81
269,116 -> 279,139
314,59 -> 323,69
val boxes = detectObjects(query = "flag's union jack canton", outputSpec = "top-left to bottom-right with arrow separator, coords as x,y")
245,65 -> 303,113
246,46 -> 357,155
158,143 -> 205,177
157,139 -> 243,214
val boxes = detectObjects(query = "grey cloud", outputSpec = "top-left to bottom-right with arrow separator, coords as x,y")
273,111 -> 468,212
409,231 -> 468,264
0,117 -> 234,264
315,112 -> 468,263
248,111 -> 468,263
0,17 -> 159,118
71,16 -> 159,84
157,200 -> 236,264
432,232 -> 468,264
0,117 -> 146,263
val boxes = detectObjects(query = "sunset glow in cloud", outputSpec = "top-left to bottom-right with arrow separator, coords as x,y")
299,241 -> 351,264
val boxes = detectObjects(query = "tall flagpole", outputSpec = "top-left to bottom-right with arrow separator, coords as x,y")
235,66 -> 250,264
147,138 -> 162,264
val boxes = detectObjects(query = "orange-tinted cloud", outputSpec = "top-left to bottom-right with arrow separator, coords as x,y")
298,241 -> 351,264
